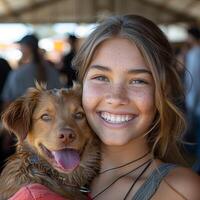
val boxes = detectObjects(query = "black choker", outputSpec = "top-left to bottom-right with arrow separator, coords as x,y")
100,151 -> 150,174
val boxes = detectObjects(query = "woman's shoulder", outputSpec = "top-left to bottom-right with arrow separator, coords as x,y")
159,165 -> 200,200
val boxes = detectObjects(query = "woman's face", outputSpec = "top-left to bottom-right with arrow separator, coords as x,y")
82,38 -> 156,146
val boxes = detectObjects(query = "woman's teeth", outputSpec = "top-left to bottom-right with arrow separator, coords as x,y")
100,112 -> 134,124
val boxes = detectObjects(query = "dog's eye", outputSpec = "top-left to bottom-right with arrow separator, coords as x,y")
41,114 -> 52,121
74,112 -> 85,120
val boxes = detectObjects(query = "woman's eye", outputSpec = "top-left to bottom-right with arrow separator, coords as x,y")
74,112 -> 85,120
41,114 -> 52,121
92,76 -> 109,82
129,79 -> 147,85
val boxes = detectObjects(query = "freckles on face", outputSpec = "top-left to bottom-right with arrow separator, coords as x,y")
82,37 -> 156,146
132,88 -> 155,111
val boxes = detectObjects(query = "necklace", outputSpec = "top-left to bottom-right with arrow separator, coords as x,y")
92,158 -> 152,199
123,160 -> 152,200
100,151 -> 150,174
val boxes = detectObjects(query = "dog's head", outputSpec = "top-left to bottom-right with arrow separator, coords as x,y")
2,83 -> 95,174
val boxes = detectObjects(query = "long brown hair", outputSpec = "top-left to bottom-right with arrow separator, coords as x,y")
73,15 -> 186,164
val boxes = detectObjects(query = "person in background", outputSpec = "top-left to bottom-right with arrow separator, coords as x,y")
184,26 -> 200,173
1,34 -> 62,105
60,34 -> 78,88
0,57 -> 14,173
73,15 -> 200,199
0,128 -> 16,173
0,57 -> 11,112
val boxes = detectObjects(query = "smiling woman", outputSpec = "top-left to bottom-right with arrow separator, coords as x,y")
73,15 -> 200,200
82,38 -> 156,147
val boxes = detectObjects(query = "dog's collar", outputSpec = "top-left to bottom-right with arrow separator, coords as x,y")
28,154 -> 40,164
27,154 -> 90,194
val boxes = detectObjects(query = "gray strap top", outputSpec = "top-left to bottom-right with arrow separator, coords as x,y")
132,163 -> 176,200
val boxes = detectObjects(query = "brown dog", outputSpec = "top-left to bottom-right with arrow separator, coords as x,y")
0,83 -> 100,200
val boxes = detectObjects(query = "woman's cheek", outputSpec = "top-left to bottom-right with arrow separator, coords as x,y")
82,81 -> 103,109
130,89 -> 155,112
84,81 -> 107,97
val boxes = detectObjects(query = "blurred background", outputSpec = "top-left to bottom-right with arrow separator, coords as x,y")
1,0 -> 200,174
0,0 -> 198,66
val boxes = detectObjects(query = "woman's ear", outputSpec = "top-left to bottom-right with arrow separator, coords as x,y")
1,87 -> 41,143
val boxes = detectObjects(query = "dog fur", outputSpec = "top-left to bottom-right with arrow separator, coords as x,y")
0,83 -> 100,200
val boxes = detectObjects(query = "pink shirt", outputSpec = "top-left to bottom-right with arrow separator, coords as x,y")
9,183 -> 91,200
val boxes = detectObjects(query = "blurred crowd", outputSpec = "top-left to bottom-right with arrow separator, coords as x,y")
1,26 -> 200,174
175,25 -> 200,174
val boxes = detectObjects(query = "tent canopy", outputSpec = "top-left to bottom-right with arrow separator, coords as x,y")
0,0 -> 199,24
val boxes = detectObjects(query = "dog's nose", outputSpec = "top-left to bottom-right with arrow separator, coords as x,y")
58,128 -> 76,143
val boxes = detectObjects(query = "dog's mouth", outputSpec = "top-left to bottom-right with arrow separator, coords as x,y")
40,144 -> 80,172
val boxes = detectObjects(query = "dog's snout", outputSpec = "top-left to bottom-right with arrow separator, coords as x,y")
58,128 -> 76,143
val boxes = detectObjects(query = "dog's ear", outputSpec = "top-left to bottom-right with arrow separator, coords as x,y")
1,87 -> 41,143
34,80 -> 47,90
72,81 -> 82,95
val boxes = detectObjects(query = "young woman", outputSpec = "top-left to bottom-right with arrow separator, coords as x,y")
73,15 -> 200,200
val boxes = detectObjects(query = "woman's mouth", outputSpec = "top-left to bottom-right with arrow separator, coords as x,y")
99,111 -> 136,124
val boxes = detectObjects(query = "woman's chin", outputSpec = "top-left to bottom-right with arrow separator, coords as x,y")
101,137 -> 130,146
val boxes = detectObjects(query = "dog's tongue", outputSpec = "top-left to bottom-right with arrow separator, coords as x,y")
52,149 -> 80,171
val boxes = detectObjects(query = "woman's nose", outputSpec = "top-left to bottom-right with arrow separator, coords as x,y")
105,85 -> 129,105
